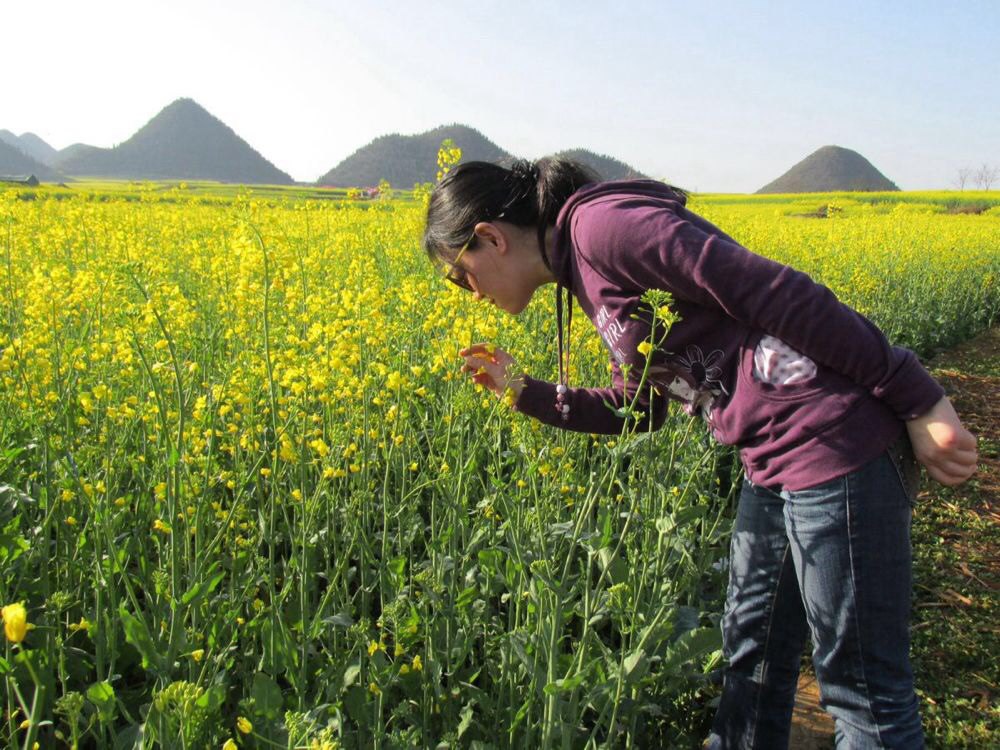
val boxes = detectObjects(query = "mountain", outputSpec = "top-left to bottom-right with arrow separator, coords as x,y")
0,130 -> 20,150
317,124 -> 511,187
0,139 -> 64,182
54,98 -> 294,184
16,133 -> 60,166
551,148 -> 647,180
757,145 -> 899,193
0,131 -> 60,166
59,143 -> 104,162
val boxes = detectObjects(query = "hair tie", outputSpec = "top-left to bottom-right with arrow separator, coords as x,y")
509,160 -> 539,188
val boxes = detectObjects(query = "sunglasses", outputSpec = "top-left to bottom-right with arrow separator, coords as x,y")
437,211 -> 507,292
439,233 -> 475,292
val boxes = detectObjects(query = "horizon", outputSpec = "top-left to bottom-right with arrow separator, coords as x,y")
4,0 -> 999,192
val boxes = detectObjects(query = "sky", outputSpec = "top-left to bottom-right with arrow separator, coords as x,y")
4,0 -> 999,192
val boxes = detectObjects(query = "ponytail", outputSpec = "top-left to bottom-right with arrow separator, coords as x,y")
423,157 -> 599,269
423,156 -> 687,270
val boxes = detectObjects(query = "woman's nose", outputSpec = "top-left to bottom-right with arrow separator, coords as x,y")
467,274 -> 484,301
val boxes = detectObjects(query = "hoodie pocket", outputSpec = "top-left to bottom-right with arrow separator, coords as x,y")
887,432 -> 921,504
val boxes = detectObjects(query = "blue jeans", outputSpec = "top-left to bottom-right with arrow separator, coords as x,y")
707,436 -> 924,749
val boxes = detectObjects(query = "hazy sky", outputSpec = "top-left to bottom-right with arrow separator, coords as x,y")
4,0 -> 998,192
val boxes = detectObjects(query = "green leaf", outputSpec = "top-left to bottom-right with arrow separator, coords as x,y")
196,684 -> 225,714
543,674 -> 585,695
180,567 -> 225,607
457,702 -> 475,738
388,555 -> 407,579
659,627 -> 722,674
455,585 -> 478,610
252,673 -> 284,720
342,685 -> 367,725
342,662 -> 361,689
87,681 -> 117,722
596,547 -> 628,585
118,605 -> 165,674
323,613 -> 354,628
114,724 -> 144,750
621,648 -> 649,684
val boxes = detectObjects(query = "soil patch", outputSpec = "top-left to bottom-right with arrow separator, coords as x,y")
789,325 -> 1000,748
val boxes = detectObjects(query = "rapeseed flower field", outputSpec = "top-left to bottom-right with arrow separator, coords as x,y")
0,183 -> 997,748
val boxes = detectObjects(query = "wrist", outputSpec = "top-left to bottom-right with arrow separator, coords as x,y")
506,371 -> 527,400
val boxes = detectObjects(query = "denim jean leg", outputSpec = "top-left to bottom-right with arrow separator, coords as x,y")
708,479 -> 810,749
782,454 -> 924,749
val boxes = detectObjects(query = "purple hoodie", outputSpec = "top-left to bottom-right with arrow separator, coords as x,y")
514,180 -> 944,491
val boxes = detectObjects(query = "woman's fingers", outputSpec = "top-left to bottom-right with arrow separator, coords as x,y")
460,342 -> 499,359
907,397 -> 978,487
457,343 -> 524,399
458,344 -> 522,398
459,354 -> 503,394
926,463 -> 975,487
924,454 -> 978,483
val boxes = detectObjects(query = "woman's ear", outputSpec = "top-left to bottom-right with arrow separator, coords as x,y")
474,222 -> 507,254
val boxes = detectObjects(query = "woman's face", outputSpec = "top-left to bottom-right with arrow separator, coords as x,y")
449,222 -> 545,315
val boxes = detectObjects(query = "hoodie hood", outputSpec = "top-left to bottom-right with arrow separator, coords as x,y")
549,180 -> 688,288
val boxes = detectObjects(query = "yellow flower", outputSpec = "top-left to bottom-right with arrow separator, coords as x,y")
412,654 -> 423,671
153,519 -> 171,535
368,681 -> 381,696
1,602 -> 30,644
236,716 -> 253,734
367,640 -> 381,656
191,649 -> 205,662
637,341 -> 653,357
222,740 -> 238,750
68,616 -> 91,633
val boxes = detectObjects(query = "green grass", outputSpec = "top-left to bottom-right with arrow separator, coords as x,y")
912,331 -> 1000,748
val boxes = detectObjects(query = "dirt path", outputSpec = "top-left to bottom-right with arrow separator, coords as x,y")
788,325 -> 1000,749
790,674 -> 833,749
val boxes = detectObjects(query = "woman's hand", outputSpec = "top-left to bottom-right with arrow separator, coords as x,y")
459,343 -> 525,400
906,396 -> 978,486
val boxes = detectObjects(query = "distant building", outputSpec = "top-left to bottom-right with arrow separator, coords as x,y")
0,174 -> 39,186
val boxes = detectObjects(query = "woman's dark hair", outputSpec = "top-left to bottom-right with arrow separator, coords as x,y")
424,157 -> 689,271
423,157 -> 600,270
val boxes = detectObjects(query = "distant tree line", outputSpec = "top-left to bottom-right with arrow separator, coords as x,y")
954,163 -> 999,190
